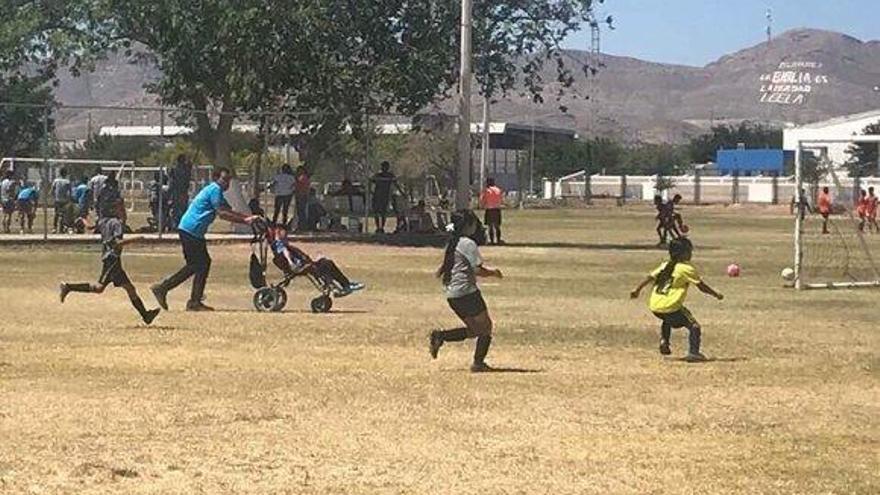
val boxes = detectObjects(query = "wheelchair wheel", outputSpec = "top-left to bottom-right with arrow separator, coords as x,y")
272,287 -> 288,312
310,295 -> 333,313
253,287 -> 278,312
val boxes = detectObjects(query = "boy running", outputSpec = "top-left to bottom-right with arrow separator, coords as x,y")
817,186 -> 832,235
479,177 -> 504,245
16,184 -> 38,233
0,171 -> 19,233
59,199 -> 160,324
630,238 -> 723,362
429,209 -> 503,372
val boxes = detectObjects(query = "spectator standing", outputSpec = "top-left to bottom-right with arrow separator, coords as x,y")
168,154 -> 193,229
370,161 -> 402,233
293,165 -> 311,231
0,170 -> 19,233
87,168 -> 108,215
51,168 -> 73,233
269,164 -> 296,226
479,177 -> 504,245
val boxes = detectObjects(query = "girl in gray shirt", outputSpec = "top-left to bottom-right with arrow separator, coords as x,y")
429,210 -> 503,372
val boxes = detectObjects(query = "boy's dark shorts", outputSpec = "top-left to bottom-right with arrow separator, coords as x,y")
98,257 -> 132,287
16,200 -> 34,215
447,290 -> 488,320
2,200 -> 14,214
653,307 -> 698,328
371,195 -> 390,215
484,208 -> 502,226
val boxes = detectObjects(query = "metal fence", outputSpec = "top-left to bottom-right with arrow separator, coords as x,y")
546,170 -> 880,206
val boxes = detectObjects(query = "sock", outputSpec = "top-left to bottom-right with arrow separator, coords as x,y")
437,328 -> 468,342
688,326 -> 702,355
473,335 -> 492,364
67,283 -> 95,293
660,322 -> 672,343
129,294 -> 148,318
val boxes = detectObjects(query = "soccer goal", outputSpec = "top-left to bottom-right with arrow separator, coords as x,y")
793,136 -> 880,290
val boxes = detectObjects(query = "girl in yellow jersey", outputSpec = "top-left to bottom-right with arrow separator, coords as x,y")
630,238 -> 723,362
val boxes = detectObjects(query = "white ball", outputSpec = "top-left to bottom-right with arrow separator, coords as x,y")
781,267 -> 795,282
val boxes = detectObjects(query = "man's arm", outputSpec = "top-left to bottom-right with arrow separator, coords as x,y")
217,206 -> 257,225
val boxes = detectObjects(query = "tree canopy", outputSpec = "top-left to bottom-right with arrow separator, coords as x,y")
845,121 -> 880,177
688,122 -> 782,164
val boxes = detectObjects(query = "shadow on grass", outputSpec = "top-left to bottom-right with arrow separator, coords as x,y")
669,356 -> 749,363
211,309 -> 370,315
443,366 -> 544,374
120,325 -> 179,331
501,242 -> 720,252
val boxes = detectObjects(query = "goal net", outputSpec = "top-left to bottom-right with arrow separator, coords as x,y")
794,137 -> 880,289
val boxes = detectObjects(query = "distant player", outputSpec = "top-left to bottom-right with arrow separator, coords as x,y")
50,167 -> 73,233
856,189 -> 868,233
429,210 -> 502,372
657,194 -> 684,243
479,177 -> 504,245
817,186 -> 832,235
59,199 -> 160,325
16,184 -> 38,233
0,170 -> 19,233
866,187 -> 879,233
654,195 -> 667,245
630,237 -> 724,362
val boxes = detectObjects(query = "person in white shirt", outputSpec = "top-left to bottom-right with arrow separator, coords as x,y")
268,164 -> 296,226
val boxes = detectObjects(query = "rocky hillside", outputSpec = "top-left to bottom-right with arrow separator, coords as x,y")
51,28 -> 880,143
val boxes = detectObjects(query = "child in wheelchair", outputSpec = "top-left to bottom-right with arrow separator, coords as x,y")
270,225 -> 365,297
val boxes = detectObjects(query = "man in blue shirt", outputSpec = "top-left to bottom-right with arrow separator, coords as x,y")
151,167 -> 256,311
16,184 -> 39,233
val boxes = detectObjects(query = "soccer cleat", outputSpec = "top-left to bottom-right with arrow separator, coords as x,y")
470,361 -> 494,373
151,285 -> 169,310
186,301 -> 214,312
429,332 -> 443,359
348,281 -> 365,292
685,352 -> 708,363
142,308 -> 160,325
659,340 -> 671,356
59,283 -> 70,304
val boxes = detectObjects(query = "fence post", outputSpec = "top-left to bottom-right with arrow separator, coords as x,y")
693,168 -> 702,205
42,105 -> 50,240
854,175 -> 862,207
619,174 -> 627,206
771,171 -> 779,205
583,169 -> 592,205
158,165 -> 165,239
732,170 -> 740,204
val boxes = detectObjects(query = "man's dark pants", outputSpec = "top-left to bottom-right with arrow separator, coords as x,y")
155,230 -> 211,304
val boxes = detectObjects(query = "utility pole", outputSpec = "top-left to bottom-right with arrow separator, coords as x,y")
480,96 -> 490,192
766,8 -> 773,44
456,0 -> 473,210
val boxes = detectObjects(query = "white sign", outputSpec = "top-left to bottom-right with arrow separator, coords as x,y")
758,61 -> 830,105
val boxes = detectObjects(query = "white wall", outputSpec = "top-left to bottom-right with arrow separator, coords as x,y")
783,111 -> 880,167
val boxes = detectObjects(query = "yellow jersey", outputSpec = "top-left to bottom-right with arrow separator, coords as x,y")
649,261 -> 702,314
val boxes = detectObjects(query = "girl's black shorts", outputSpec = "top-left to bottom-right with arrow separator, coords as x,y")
447,290 -> 487,319
653,307 -> 698,328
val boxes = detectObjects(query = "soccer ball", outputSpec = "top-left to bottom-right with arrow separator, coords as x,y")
680,224 -> 690,234
726,263 -> 741,277
781,267 -> 795,282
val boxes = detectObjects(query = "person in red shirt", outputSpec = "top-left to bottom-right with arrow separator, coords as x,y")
479,177 -> 504,245
293,166 -> 311,231
817,186 -> 832,235
856,189 -> 869,232
867,186 -> 879,233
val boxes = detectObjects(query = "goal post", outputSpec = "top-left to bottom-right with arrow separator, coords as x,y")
794,136 -> 880,290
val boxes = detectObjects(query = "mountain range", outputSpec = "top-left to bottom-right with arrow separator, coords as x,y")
51,28 -> 880,144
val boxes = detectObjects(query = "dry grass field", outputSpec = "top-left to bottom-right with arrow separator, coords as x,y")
1,206 -> 878,494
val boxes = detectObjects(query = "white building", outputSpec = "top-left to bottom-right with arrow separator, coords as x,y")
783,109 -> 880,167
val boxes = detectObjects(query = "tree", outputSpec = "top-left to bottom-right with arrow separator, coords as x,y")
0,75 -> 54,157
845,121 -> 880,178
689,122 -> 783,163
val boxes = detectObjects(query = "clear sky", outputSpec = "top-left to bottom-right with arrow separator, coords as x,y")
562,0 -> 880,67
